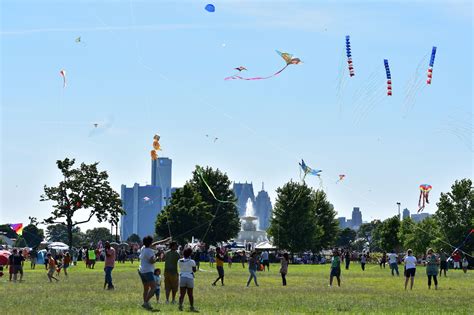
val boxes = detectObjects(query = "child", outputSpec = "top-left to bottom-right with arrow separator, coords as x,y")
280,252 -> 289,286
63,252 -> 71,277
462,257 -> 468,273
329,250 -> 341,287
47,253 -> 59,282
360,254 -> 367,271
154,268 -> 162,303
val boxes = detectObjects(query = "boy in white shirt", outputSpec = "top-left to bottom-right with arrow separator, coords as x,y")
404,249 -> 417,290
388,251 -> 399,276
178,248 -> 197,312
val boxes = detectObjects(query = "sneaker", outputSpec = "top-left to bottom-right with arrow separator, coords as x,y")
190,306 -> 199,313
142,303 -> 152,310
178,304 -> 183,311
165,301 -> 169,305
171,301 -> 176,305
212,283 -> 216,286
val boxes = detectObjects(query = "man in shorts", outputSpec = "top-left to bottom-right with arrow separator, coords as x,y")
164,242 -> 180,304
261,250 -> 270,272
30,247 -> 38,269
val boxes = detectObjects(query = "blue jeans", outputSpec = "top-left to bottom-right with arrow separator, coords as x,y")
390,263 -> 399,276
104,266 -> 114,287
247,269 -> 258,286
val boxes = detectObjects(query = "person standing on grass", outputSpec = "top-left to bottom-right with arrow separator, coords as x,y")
88,247 -> 96,269
280,252 -> 289,286
138,236 -> 158,310
46,253 -> 59,282
344,250 -> 351,270
380,252 -> 387,269
240,251 -> 246,268
439,249 -> 448,277
462,256 -> 468,273
425,248 -> 439,290
404,249 -> 417,290
104,241 -> 116,290
452,251 -> 461,270
329,249 -> 341,287
209,249 -> 215,268
227,250 -> 233,268
8,249 -> 18,282
63,252 -> 71,277
164,242 -> 180,304
17,249 -> 25,281
360,253 -> 367,271
178,248 -> 198,312
388,250 -> 399,276
30,247 -> 38,270
212,248 -> 225,286
246,252 -> 259,287
154,268 -> 162,303
261,250 -> 270,272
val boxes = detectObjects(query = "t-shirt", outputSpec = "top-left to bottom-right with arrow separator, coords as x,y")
105,248 -> 116,268
139,247 -> 155,273
404,255 -> 417,269
331,256 -> 341,269
440,252 -> 447,262
261,251 -> 269,260
178,258 -> 196,279
360,256 -> 366,263
388,253 -> 398,264
216,253 -> 224,267
154,274 -> 162,287
164,250 -> 180,275
88,249 -> 96,260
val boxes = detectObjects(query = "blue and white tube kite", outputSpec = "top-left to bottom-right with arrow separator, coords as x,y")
427,46 -> 437,85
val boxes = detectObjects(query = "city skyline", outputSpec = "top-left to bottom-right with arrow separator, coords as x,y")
1,1 -> 471,231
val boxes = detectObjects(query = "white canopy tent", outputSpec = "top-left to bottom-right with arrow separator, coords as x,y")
255,241 -> 276,250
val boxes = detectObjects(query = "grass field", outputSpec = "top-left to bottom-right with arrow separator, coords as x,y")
1,261 -> 473,314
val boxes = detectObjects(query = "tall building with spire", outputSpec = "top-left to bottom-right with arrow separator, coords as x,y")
255,183 -> 273,230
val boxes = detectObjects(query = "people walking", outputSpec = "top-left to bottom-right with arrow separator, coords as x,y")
388,250 -> 399,276
425,248 -> 438,290
138,236 -> 158,310
344,250 -> 351,270
261,250 -> 270,271
329,250 -> 341,287
104,241 -> 116,290
246,252 -> 259,287
212,248 -> 225,286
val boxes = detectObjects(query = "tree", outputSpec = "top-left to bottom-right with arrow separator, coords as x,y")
373,216 -> 401,252
156,166 -> 240,245
85,227 -> 113,245
14,237 -> 27,248
22,224 -> 44,248
41,158 -> 125,247
312,190 -> 339,249
336,228 -> 357,248
126,233 -> 141,244
435,178 -> 474,254
268,181 -> 322,253
46,224 -> 85,247
399,217 -> 442,255
357,220 -> 381,251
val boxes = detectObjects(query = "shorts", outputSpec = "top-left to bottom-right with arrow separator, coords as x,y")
217,266 -> 224,277
164,272 -> 179,292
405,268 -> 416,277
179,276 -> 194,288
89,259 -> 96,264
16,266 -> 23,274
9,266 -> 15,274
263,260 -> 270,267
63,264 -> 69,269
440,261 -> 448,270
48,267 -> 56,276
330,267 -> 341,277
155,287 -> 161,298
31,258 -> 37,264
138,271 -> 154,284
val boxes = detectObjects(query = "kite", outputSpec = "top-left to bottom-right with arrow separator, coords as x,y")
196,166 -> 234,204
225,50 -> 302,81
150,134 -> 161,161
299,159 -> 322,180
10,223 -> 23,236
234,66 -> 247,71
427,46 -> 437,85
60,69 -> 67,88
418,184 -> 432,212
75,37 -> 81,43
93,123 -> 98,128
205,4 -> 215,12
384,59 -> 392,96
336,174 -> 346,183
143,197 -> 151,202
205,134 -> 218,143
345,36 -> 355,77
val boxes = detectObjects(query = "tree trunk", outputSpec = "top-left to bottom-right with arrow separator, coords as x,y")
67,217 -> 73,248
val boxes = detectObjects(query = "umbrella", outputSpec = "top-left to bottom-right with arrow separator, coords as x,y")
48,242 -> 69,250
0,250 -> 11,265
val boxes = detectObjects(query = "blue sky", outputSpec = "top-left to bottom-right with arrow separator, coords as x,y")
1,0 -> 472,231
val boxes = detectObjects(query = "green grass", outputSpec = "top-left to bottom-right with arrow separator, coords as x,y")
1,261 -> 473,314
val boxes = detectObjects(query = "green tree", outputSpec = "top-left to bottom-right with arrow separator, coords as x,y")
312,190 -> 339,249
14,237 -> 28,248
373,216 -> 400,252
46,224 -> 85,247
22,224 -> 44,248
400,217 -> 441,255
156,166 -> 240,245
336,227 -> 357,248
85,227 -> 113,245
435,178 -> 474,253
268,181 -> 322,253
126,233 -> 141,244
357,220 -> 381,251
41,158 -> 125,247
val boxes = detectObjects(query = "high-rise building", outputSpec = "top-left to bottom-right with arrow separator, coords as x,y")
151,158 -> 172,207
255,183 -> 272,230
351,207 -> 362,229
403,208 -> 410,220
120,184 -> 162,241
338,217 -> 347,229
233,182 -> 256,217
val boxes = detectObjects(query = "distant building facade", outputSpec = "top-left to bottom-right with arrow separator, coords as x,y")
403,208 -> 410,220
338,217 -> 348,229
121,157 -> 174,241
351,207 -> 362,229
411,213 -> 431,223
233,182 -> 272,231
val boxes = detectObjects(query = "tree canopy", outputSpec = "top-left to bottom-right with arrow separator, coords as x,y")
41,158 -> 124,247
